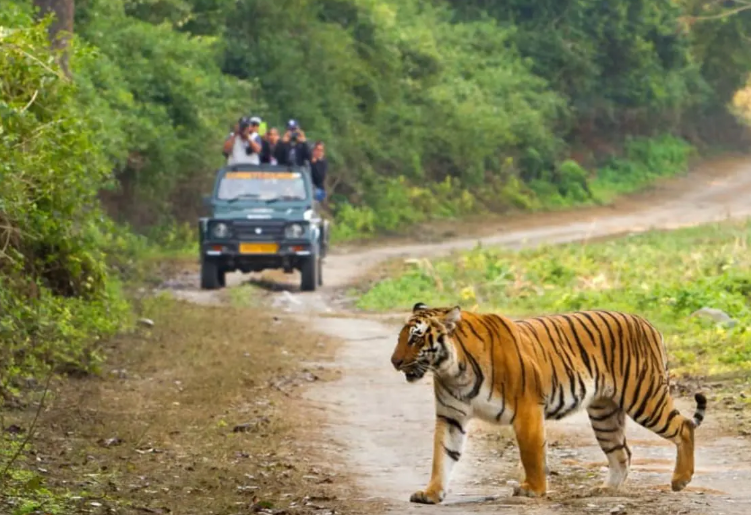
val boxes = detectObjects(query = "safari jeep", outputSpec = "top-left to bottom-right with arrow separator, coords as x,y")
198,163 -> 330,291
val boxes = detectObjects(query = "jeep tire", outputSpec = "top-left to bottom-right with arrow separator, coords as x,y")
300,253 -> 319,292
201,257 -> 222,290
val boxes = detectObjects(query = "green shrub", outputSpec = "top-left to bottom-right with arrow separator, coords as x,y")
589,135 -> 695,202
0,5 -> 131,399
357,220 -> 751,375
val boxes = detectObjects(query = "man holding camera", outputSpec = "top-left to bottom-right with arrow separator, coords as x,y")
282,119 -> 310,166
223,116 -> 263,165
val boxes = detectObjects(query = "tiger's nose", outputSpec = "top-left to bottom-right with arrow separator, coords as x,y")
391,357 -> 403,370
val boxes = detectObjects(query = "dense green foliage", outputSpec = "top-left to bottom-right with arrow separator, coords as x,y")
13,0 -> 747,239
217,0 -> 750,237
357,220 -> 751,374
73,0 -> 256,228
0,7 -> 134,399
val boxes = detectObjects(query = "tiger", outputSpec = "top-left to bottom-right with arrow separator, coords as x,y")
390,302 -> 707,504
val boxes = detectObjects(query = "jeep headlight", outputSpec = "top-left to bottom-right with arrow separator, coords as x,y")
284,223 -> 304,238
211,222 -> 231,239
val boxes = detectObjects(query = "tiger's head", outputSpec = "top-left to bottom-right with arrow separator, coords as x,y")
390,302 -> 461,383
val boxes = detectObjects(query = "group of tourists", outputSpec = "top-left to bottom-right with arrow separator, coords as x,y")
222,115 -> 327,202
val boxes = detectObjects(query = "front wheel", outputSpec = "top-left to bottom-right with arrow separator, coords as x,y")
200,258 -> 222,290
300,253 -> 319,292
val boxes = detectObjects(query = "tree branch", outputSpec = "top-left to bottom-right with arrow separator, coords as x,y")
682,1 -> 751,23
0,370 -> 53,488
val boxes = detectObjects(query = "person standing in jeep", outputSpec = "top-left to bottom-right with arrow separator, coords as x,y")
310,140 -> 327,202
261,127 -> 286,165
223,116 -> 262,165
282,119 -> 311,166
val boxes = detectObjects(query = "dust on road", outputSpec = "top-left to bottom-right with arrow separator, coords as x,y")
171,156 -> 751,514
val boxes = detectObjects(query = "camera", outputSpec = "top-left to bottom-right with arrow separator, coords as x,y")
289,131 -> 300,143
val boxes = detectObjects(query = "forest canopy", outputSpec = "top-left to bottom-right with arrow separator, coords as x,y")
9,0 -> 751,236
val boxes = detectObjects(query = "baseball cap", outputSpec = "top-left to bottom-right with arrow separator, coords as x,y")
249,116 -> 262,125
286,119 -> 298,130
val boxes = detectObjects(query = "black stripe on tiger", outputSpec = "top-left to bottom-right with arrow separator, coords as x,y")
438,415 -> 466,434
443,445 -> 461,461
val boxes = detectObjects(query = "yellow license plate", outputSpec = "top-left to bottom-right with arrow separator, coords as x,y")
239,242 -> 278,254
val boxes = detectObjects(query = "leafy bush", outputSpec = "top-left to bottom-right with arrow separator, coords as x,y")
330,175 -> 479,241
0,5 -> 131,399
74,0 -> 258,228
589,135 -> 696,202
357,220 -> 751,375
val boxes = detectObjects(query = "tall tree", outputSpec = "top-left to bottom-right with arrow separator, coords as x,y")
33,0 -> 74,76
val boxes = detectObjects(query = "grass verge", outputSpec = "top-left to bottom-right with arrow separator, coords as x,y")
355,219 -> 751,377
1,295 -> 352,515
330,134 -> 696,243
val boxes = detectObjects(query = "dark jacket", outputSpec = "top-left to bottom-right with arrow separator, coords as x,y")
260,140 -> 286,165
280,141 -> 311,167
310,158 -> 327,190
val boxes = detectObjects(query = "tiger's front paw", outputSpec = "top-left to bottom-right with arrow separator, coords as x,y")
410,488 -> 444,504
512,481 -> 545,498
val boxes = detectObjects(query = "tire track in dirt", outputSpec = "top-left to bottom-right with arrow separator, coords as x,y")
172,157 -> 751,514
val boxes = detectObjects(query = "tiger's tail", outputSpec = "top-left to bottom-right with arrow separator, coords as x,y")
691,392 -> 707,428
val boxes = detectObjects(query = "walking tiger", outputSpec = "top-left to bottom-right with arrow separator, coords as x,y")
390,303 -> 707,504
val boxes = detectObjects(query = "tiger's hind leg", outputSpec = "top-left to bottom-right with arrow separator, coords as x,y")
587,399 -> 631,491
626,387 -> 707,492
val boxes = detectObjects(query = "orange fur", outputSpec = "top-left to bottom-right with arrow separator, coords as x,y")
391,303 -> 707,503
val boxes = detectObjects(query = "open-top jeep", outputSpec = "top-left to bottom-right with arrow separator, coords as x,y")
198,163 -> 330,291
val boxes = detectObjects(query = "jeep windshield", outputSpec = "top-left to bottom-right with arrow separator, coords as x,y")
217,171 -> 308,203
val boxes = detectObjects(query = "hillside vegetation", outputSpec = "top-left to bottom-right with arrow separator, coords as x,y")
1,8 -> 131,400
357,219 -> 751,375
8,0 -> 751,239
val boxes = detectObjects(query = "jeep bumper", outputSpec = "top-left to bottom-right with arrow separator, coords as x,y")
201,239 -> 316,273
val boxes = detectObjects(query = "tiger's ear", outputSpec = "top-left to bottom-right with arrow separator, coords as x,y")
412,302 -> 429,313
441,306 -> 462,332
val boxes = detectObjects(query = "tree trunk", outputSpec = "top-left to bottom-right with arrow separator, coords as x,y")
33,0 -> 75,76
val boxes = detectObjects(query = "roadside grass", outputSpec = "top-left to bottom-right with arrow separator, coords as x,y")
585,135 -> 696,204
109,223 -> 199,289
355,219 -> 751,377
331,134 -> 695,243
0,296 -> 353,515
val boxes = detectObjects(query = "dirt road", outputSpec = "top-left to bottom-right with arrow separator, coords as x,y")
173,157 -> 751,514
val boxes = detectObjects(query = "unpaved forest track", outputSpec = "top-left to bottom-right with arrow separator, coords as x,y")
171,157 -> 751,514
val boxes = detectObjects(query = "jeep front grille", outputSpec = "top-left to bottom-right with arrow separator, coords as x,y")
233,220 -> 286,240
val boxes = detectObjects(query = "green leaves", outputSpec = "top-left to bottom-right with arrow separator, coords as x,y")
39,0 -> 750,241
0,3 -> 131,399
72,0 -> 258,226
